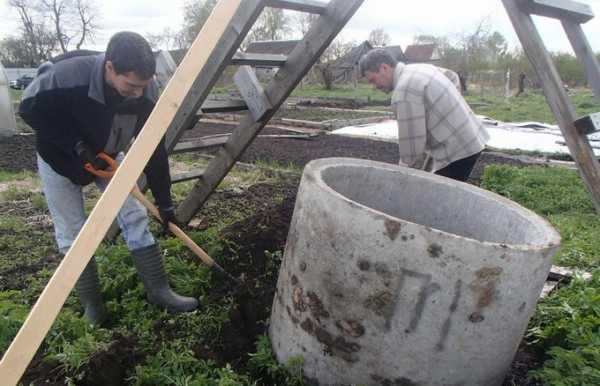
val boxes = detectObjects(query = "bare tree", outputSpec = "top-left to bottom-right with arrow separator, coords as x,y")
9,0 -> 56,64
317,38 -> 355,90
74,0 -> 99,49
7,0 -> 99,64
246,8 -> 291,43
146,28 -> 187,50
38,0 -> 99,53
39,0 -> 71,53
294,12 -> 318,36
182,0 -> 218,46
368,28 -> 390,47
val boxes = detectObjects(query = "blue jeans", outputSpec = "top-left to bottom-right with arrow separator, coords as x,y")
37,153 -> 155,254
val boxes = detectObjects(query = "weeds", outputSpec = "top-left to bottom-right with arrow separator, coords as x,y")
482,164 -> 600,384
247,334 -> 304,386
482,165 -> 600,270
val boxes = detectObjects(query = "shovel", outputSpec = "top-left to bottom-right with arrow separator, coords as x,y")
130,186 -> 241,285
83,152 -> 241,285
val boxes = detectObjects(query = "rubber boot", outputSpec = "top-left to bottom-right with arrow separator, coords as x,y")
75,258 -> 107,326
131,244 -> 199,313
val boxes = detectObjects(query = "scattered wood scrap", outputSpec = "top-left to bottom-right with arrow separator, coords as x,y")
541,265 -> 593,298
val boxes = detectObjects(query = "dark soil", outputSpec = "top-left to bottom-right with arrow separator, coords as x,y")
22,333 -> 140,386
0,134 -> 37,172
198,182 -> 298,370
182,121 -> 400,167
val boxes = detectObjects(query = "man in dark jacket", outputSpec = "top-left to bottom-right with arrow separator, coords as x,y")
20,31 -> 198,325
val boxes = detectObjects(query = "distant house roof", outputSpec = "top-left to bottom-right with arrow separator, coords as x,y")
332,41 -> 373,68
168,49 -> 187,66
382,45 -> 406,62
330,42 -> 407,69
404,44 -> 440,63
245,40 -> 300,55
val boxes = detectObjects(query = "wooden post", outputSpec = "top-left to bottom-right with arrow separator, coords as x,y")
503,0 -> 600,214
562,20 -> 600,101
0,1 -> 243,384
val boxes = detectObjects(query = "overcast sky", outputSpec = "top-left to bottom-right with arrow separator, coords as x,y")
2,0 -> 600,54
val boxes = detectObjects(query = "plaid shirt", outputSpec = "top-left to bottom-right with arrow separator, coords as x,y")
391,63 -> 489,171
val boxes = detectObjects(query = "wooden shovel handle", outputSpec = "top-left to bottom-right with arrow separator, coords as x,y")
130,187 -> 216,268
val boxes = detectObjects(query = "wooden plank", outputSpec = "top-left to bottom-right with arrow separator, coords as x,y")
503,0 -> 600,214
266,0 -> 328,14
0,1 -> 244,384
177,0 -> 365,223
200,99 -> 248,113
231,52 -> 287,67
173,132 -> 316,155
562,20 -> 600,100
172,169 -> 206,184
518,0 -> 594,23
234,65 -> 273,121
172,135 -> 230,153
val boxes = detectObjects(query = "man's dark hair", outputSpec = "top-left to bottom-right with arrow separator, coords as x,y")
359,48 -> 398,77
105,31 -> 155,79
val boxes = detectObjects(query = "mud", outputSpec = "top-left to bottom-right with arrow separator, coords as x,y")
183,121 -> 400,167
0,134 -> 37,172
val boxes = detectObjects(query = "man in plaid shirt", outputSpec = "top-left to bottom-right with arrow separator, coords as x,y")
359,49 -> 489,181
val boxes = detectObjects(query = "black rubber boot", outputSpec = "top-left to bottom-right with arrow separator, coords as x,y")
131,244 -> 199,313
75,258 -> 107,326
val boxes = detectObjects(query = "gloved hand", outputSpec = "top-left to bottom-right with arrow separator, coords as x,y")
158,206 -> 177,236
74,141 -> 109,171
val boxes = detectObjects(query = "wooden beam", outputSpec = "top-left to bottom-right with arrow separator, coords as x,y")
503,0 -> 600,214
172,135 -> 230,153
562,20 -> 600,101
231,52 -> 287,67
234,65 -> 273,121
517,0 -> 594,23
172,169 -> 206,184
266,0 -> 328,14
177,0 -> 365,223
200,99 -> 248,113
0,1 -> 244,384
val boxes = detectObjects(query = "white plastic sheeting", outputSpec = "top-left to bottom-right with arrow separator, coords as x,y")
333,116 -> 600,156
0,62 -> 17,138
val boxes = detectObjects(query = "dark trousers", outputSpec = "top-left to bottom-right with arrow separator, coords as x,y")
434,152 -> 482,182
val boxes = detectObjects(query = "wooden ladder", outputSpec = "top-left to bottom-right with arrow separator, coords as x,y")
0,1 -> 364,384
503,0 -> 600,214
162,0 -> 363,225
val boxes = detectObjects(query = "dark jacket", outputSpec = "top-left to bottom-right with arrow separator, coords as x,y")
20,53 -> 173,209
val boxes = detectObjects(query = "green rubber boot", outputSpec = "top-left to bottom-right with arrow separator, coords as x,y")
75,258 -> 107,326
131,244 -> 199,313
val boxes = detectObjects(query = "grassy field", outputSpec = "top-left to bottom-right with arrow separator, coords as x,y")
291,83 -> 600,124
482,165 -> 600,385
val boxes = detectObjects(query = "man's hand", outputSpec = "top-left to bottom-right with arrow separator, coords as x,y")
158,206 -> 177,236
74,141 -> 109,171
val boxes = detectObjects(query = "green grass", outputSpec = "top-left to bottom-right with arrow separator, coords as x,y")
0,170 -> 37,183
290,83 -> 389,104
285,84 -> 599,125
465,89 -> 600,124
9,88 -> 22,103
482,164 -> 600,384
